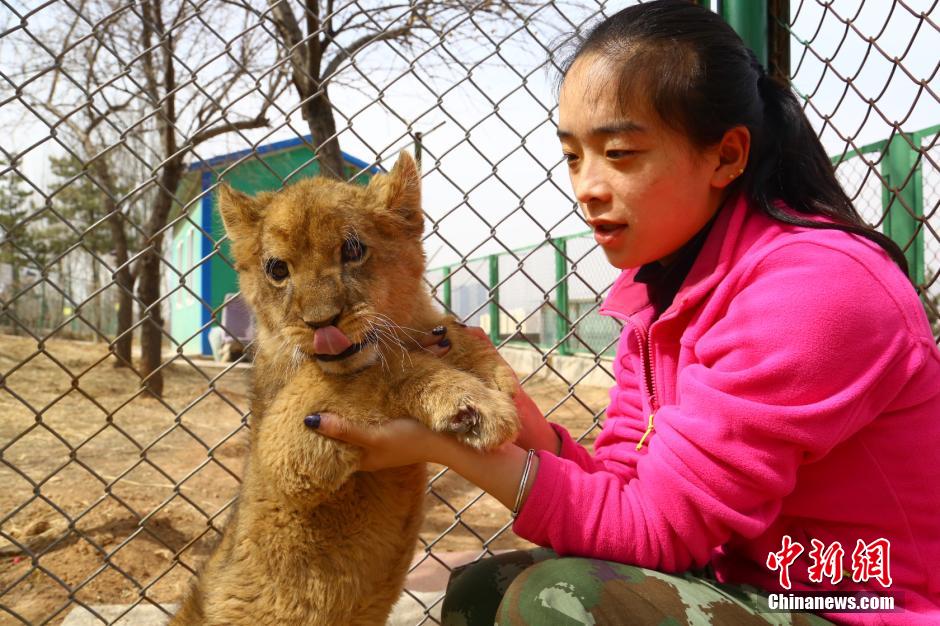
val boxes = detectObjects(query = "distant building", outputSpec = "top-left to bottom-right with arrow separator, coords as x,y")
169,137 -> 375,356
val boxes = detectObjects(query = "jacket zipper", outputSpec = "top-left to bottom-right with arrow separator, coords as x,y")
605,305 -> 672,452
630,322 -> 659,451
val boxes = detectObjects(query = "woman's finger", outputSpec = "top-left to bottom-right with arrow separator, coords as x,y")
306,412 -> 372,446
414,324 -> 452,356
464,326 -> 489,342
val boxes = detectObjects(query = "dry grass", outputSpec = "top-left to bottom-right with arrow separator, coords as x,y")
0,333 -> 609,625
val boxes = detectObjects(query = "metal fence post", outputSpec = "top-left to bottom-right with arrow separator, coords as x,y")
200,170 -> 214,356
881,133 -> 925,287
720,0 -> 769,67
767,0 -> 791,83
488,254 -> 499,343
442,265 -> 452,314
554,237 -> 571,356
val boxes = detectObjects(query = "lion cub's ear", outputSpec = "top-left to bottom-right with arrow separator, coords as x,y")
218,184 -> 266,242
369,151 -> 423,235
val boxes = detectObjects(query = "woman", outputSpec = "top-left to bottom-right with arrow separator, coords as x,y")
311,1 -> 940,623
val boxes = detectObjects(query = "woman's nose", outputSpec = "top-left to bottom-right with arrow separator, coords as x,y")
572,158 -> 612,205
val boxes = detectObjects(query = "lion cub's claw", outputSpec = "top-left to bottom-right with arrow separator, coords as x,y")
449,406 -> 480,435
427,380 -> 517,451
452,390 -> 518,451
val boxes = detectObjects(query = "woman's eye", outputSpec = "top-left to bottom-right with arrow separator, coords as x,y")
341,238 -> 367,262
562,152 -> 579,164
264,258 -> 289,281
606,150 -> 635,159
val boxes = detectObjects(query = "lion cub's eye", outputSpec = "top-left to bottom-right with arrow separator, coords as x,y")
264,258 -> 290,281
341,238 -> 367,263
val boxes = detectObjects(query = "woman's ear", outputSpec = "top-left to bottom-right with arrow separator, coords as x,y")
710,126 -> 751,189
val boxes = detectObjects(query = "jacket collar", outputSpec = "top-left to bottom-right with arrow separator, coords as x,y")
599,192 -> 758,321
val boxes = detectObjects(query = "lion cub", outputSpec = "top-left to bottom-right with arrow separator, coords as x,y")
170,152 -> 519,626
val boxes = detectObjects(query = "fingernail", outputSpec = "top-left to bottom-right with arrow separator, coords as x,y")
304,413 -> 321,429
437,337 -> 451,348
432,325 -> 447,336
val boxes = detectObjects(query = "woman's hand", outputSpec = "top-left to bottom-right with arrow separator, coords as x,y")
511,378 -> 562,455
310,413 -> 447,471
415,324 -> 561,455
311,411 -> 538,513
412,323 -> 452,357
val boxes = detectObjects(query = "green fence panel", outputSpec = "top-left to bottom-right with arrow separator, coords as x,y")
554,237 -> 571,356
881,133 -> 925,287
721,0 -> 769,67
488,254 -> 499,343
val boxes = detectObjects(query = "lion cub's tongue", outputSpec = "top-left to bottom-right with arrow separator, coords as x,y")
313,325 -> 353,355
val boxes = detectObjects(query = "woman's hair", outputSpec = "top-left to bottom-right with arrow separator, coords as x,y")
557,0 -> 910,276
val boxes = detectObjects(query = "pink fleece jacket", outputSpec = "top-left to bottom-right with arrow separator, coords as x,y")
512,193 -> 940,625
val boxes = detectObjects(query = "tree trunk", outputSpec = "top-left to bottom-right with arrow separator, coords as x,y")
110,219 -> 135,367
137,160 -> 183,397
303,86 -> 345,180
137,247 -> 164,397
65,259 -> 73,336
114,265 -> 135,365
92,240 -> 102,342
100,172 -> 135,367
9,258 -> 22,335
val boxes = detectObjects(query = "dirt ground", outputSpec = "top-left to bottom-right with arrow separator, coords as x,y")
0,332 -> 611,625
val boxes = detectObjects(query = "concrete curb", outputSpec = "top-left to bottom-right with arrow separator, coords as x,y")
501,344 -> 615,388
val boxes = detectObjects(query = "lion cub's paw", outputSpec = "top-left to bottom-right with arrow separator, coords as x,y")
430,379 -> 519,451
447,405 -> 480,435
491,362 -> 519,396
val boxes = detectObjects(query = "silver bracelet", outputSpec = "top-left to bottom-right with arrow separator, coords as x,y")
511,449 -> 536,518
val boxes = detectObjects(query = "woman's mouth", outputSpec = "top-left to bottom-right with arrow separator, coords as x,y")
593,223 -> 627,247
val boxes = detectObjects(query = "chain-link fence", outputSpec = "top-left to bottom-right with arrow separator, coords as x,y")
1,0 -> 937,624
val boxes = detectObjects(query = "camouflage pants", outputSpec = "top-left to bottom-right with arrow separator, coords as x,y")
441,548 -> 834,626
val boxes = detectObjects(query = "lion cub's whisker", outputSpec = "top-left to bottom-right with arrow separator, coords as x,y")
364,319 -> 395,373
369,313 -> 427,347
366,316 -> 413,369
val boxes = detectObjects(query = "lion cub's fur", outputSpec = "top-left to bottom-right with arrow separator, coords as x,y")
170,153 -> 519,625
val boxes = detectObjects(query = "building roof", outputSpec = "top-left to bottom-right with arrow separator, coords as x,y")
186,134 -> 377,173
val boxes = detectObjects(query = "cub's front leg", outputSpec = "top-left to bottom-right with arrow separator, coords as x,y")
397,361 -> 519,451
431,318 -> 520,398
255,392 -> 360,503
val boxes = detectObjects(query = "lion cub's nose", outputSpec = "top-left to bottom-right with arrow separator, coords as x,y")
304,313 -> 341,330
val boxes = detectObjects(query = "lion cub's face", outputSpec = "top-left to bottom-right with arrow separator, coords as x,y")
218,152 -> 426,375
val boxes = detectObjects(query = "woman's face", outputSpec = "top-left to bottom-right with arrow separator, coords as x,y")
558,54 -> 730,269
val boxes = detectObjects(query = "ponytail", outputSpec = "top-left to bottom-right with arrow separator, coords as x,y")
750,65 -> 910,275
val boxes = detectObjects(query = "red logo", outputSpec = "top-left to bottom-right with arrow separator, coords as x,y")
807,539 -> 845,585
851,538 -> 892,588
766,535 -> 804,590
766,536 -> 893,590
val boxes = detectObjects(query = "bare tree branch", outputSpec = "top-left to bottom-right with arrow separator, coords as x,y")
267,0 -> 309,94
139,2 -> 160,107
323,26 -> 412,78
305,0 -> 322,80
46,0 -> 89,102
84,93 -> 137,135
191,115 -> 270,146
325,0 -> 336,41
330,3 -> 415,37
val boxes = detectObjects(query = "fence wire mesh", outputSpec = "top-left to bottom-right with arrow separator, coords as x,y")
0,0 -> 937,624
